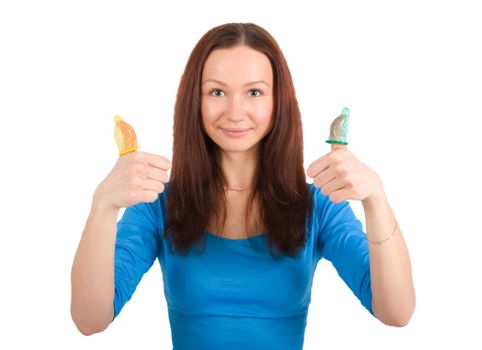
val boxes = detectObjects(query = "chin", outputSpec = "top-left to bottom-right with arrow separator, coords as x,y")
217,141 -> 260,153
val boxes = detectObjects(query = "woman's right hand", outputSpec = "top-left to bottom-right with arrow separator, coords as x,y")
93,151 -> 172,212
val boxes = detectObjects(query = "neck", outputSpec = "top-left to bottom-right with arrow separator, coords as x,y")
220,146 -> 258,190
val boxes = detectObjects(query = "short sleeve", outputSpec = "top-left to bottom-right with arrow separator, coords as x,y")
112,200 -> 161,320
313,186 -> 374,315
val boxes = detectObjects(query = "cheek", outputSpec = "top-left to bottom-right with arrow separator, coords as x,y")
201,99 -> 223,123
250,100 -> 273,124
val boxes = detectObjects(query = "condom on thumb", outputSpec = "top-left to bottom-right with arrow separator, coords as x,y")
326,107 -> 350,151
113,115 -> 140,156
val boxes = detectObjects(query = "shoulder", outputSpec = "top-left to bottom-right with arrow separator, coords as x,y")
118,183 -> 168,235
307,181 -> 357,221
306,182 -> 332,222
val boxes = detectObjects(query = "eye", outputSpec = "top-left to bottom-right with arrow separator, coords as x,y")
249,89 -> 263,97
209,89 -> 224,97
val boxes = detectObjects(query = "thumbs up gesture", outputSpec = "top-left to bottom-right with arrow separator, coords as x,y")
306,108 -> 383,204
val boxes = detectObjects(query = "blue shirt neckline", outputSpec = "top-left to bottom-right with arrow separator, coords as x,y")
205,230 -> 269,241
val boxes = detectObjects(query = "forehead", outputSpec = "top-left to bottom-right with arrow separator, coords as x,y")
202,46 -> 273,84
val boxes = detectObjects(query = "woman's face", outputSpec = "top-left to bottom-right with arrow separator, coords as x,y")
201,45 -> 274,154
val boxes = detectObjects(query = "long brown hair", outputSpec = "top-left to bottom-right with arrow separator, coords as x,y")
164,22 -> 313,259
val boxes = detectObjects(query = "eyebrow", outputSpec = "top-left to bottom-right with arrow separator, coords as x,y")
202,79 -> 271,88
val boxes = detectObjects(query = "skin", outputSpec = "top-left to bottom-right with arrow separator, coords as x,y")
71,44 -> 414,335
307,143 -> 416,326
71,151 -> 171,335
201,45 -> 274,191
202,45 -> 416,325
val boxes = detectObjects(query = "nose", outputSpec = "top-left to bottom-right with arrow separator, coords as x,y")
226,94 -> 245,121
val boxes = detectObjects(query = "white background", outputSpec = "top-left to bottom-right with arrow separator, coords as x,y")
1,0 -> 481,348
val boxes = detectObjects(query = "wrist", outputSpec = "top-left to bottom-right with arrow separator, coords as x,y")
92,190 -> 119,217
362,186 -> 387,209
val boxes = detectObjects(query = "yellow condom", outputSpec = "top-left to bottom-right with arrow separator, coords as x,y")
114,115 -> 140,155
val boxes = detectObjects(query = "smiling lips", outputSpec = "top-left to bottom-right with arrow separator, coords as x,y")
221,127 -> 252,137
222,128 -> 250,132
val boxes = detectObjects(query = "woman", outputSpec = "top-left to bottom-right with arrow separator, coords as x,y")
71,22 -> 415,349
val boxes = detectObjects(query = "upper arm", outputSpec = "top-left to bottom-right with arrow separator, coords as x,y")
314,189 -> 374,315
113,200 -> 161,319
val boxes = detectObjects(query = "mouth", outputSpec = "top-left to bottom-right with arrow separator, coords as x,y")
222,128 -> 251,132
220,128 -> 252,137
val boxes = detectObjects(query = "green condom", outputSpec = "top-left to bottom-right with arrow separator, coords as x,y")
326,107 -> 350,145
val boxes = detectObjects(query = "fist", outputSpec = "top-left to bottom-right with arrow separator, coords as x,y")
306,145 -> 382,204
94,151 -> 172,211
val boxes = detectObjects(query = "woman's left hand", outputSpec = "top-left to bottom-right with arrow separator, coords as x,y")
306,144 -> 384,204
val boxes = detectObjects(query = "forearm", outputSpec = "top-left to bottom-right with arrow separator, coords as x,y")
70,200 -> 118,335
362,188 -> 416,327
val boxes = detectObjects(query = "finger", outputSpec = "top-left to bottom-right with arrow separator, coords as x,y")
331,143 -> 345,152
307,155 -> 331,178
328,187 -> 352,203
138,152 -> 172,170
139,189 -> 161,203
313,166 -> 337,188
145,167 -> 170,183
320,177 -> 346,196
142,178 -> 166,193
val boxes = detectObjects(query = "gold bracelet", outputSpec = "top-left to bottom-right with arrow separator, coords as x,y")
367,220 -> 398,246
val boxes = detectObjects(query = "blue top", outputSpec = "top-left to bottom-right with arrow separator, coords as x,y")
113,182 -> 374,349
